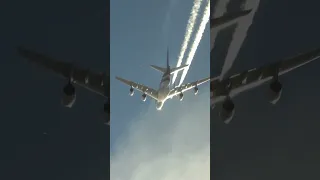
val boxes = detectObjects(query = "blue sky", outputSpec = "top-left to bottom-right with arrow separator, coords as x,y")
110,0 -> 210,178
110,0 -> 209,148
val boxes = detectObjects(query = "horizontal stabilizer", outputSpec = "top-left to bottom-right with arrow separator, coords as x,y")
150,65 -> 167,73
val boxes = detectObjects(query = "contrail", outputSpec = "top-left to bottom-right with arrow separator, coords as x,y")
219,0 -> 261,80
210,0 -> 233,50
212,0 -> 229,18
178,0 -> 210,86
172,0 -> 203,84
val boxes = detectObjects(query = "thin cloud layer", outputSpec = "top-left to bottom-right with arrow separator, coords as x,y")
111,89 -> 210,180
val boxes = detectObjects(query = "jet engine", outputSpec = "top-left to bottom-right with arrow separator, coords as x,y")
129,87 -> 134,96
268,79 -> 282,105
141,93 -> 147,101
194,86 -> 199,95
61,82 -> 76,108
219,97 -> 235,124
179,92 -> 184,101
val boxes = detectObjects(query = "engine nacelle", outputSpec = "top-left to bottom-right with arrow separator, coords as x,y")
194,86 -> 199,95
129,87 -> 134,96
268,80 -> 282,105
141,93 -> 147,101
219,98 -> 235,124
179,93 -> 184,101
62,83 -> 76,108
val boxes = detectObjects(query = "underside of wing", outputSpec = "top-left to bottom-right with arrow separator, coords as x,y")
168,77 -> 210,98
18,46 -> 73,78
278,47 -> 320,75
18,47 -> 107,98
115,76 -> 158,100
211,47 -> 320,99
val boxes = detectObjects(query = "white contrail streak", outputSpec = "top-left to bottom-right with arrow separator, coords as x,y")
210,0 -> 232,50
178,0 -> 210,86
219,0 -> 261,80
172,0 -> 203,84
212,0 -> 229,18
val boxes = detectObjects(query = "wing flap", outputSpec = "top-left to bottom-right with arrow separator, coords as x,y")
168,77 -> 210,98
116,76 -> 158,100
18,47 -> 107,98
211,47 -> 320,99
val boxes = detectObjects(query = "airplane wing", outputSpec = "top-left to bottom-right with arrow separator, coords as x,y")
17,47 -> 107,98
168,77 -> 210,98
211,47 -> 320,102
115,76 -> 159,101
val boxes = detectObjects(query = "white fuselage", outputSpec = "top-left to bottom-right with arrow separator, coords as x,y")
155,69 -> 171,110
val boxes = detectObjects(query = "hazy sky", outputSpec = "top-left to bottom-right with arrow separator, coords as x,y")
211,0 -> 320,179
110,0 -> 210,179
0,0 -> 109,179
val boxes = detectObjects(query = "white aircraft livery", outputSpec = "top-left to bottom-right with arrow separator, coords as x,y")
211,48 -> 320,124
116,48 -> 210,110
18,47 -> 110,125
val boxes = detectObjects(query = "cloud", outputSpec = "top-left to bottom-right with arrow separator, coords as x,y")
110,89 -> 210,180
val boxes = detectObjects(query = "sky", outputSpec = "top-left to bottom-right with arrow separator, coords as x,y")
110,0 -> 210,179
0,0 -> 109,179
211,0 -> 320,179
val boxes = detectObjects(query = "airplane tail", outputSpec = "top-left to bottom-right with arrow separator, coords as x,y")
150,64 -> 188,74
150,47 -> 188,74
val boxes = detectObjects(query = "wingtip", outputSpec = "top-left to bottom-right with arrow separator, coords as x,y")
115,76 -> 123,81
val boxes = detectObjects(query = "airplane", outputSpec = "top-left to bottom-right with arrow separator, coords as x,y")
17,47 -> 110,125
116,49 -> 210,110
211,9 -> 252,28
211,48 -> 320,124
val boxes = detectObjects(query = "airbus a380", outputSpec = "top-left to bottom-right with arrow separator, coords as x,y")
18,47 -> 110,125
211,48 -> 320,124
116,49 -> 210,110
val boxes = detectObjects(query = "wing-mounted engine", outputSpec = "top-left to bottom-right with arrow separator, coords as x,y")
219,97 -> 235,124
194,85 -> 199,95
179,92 -> 184,101
141,93 -> 147,101
129,86 -> 134,96
218,79 -> 235,124
62,81 -> 76,108
268,74 -> 282,105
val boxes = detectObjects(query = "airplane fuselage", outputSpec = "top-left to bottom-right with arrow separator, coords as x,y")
155,68 -> 171,110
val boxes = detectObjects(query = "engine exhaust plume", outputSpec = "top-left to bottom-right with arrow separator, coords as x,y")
172,0 -> 203,84
179,0 -> 210,86
219,0 -> 261,80
210,0 -> 232,52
